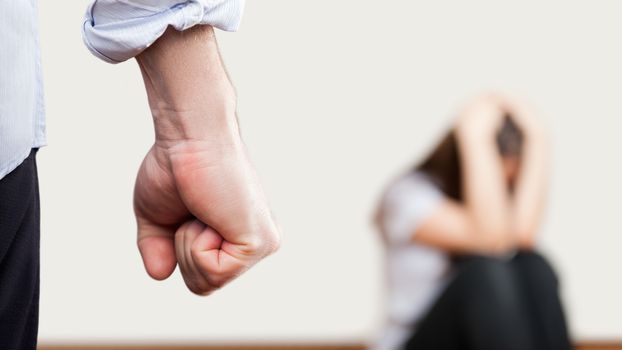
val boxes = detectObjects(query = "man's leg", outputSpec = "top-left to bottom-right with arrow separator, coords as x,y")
0,149 -> 40,350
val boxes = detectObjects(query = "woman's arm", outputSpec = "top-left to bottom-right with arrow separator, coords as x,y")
412,95 -> 515,254
504,99 -> 550,249
454,96 -> 515,251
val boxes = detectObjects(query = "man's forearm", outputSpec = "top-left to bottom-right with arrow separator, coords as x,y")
136,25 -> 240,146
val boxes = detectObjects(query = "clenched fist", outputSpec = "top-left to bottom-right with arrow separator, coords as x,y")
134,139 -> 279,295
133,25 -> 279,295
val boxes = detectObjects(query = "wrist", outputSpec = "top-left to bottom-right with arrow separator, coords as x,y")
148,93 -> 240,146
136,25 -> 240,147
455,122 -> 496,145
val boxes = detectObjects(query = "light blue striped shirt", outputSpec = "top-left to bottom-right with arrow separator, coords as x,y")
0,0 -> 244,179
0,0 -> 46,179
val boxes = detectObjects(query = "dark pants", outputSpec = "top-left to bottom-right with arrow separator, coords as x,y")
404,251 -> 571,350
0,149 -> 40,350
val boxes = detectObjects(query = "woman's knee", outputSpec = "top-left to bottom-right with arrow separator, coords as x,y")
453,256 -> 522,306
456,255 -> 510,280
513,250 -> 560,288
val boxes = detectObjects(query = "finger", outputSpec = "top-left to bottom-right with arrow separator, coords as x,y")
174,221 -> 194,289
497,94 -> 531,116
180,219 -> 213,295
137,219 -> 177,281
497,95 -> 544,130
171,148 -> 261,242
191,226 -> 247,290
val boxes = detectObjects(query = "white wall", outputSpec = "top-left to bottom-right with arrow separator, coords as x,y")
38,0 -> 622,344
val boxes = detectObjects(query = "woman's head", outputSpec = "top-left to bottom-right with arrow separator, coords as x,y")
416,115 -> 524,201
497,116 -> 523,186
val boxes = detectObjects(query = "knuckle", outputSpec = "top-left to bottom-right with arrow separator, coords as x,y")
240,233 -> 264,255
186,278 -> 215,296
184,278 -> 201,295
243,226 -> 281,257
265,231 -> 281,255
193,286 -> 211,296
190,285 -> 211,296
207,275 -> 229,290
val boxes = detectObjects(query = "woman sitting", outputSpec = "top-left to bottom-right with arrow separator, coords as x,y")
374,94 -> 571,350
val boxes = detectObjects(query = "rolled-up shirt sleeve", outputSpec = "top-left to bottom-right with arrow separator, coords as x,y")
82,0 -> 245,64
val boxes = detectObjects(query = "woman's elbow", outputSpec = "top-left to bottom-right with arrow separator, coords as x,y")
515,229 -> 538,250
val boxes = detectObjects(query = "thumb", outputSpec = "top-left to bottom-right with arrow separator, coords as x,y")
137,220 -> 177,280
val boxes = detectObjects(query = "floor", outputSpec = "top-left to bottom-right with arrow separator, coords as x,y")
38,343 -> 622,350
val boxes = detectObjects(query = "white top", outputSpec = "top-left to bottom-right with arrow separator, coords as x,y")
0,0 -> 244,180
373,172 -> 452,350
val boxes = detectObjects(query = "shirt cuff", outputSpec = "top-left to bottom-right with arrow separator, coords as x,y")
82,0 -> 245,64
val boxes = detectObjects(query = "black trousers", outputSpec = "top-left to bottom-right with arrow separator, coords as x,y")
0,149 -> 40,350
404,251 -> 571,350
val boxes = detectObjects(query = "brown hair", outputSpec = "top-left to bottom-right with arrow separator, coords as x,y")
415,115 -> 524,202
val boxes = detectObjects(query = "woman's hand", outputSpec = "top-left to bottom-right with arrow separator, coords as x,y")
455,93 -> 507,139
498,94 -> 547,140
497,95 -> 550,249
453,93 -> 515,253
